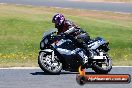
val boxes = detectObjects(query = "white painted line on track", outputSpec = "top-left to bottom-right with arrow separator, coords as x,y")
0,66 -> 132,69
0,67 -> 40,69
113,66 -> 132,67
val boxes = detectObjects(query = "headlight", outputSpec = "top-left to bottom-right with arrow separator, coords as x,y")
40,42 -> 44,49
44,38 -> 48,44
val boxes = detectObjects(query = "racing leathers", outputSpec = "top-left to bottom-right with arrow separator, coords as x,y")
57,20 -> 93,65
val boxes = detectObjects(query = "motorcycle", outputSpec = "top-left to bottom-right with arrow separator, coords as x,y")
38,28 -> 112,74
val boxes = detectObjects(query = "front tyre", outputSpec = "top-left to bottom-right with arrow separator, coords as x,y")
38,51 -> 62,74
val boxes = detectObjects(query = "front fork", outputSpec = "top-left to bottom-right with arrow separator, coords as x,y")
40,49 -> 55,61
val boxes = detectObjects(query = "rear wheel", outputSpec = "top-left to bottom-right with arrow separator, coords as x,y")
92,51 -> 112,74
38,51 -> 62,74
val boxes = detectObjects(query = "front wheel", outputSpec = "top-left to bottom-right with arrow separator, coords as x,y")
92,53 -> 112,74
38,51 -> 62,74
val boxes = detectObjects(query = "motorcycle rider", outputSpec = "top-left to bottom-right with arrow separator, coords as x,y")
52,13 -> 93,67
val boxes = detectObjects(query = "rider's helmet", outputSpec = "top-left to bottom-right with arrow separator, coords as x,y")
52,13 -> 65,28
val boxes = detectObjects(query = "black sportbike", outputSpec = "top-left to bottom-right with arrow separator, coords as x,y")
38,29 -> 112,74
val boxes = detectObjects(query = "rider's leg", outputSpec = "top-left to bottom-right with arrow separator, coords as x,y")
82,41 -> 94,59
72,37 -> 93,69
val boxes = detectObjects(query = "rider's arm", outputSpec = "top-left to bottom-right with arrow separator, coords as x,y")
64,27 -> 78,35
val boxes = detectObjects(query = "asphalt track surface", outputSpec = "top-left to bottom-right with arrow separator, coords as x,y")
0,0 -> 132,13
0,67 -> 132,88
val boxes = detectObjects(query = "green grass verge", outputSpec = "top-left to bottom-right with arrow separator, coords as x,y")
0,4 -> 132,67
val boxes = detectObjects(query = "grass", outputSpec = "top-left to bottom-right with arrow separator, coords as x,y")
0,4 -> 132,67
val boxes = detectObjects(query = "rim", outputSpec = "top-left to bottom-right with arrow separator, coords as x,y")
95,52 -> 112,70
39,52 -> 62,72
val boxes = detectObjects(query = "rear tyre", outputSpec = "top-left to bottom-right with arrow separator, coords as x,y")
92,54 -> 112,74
